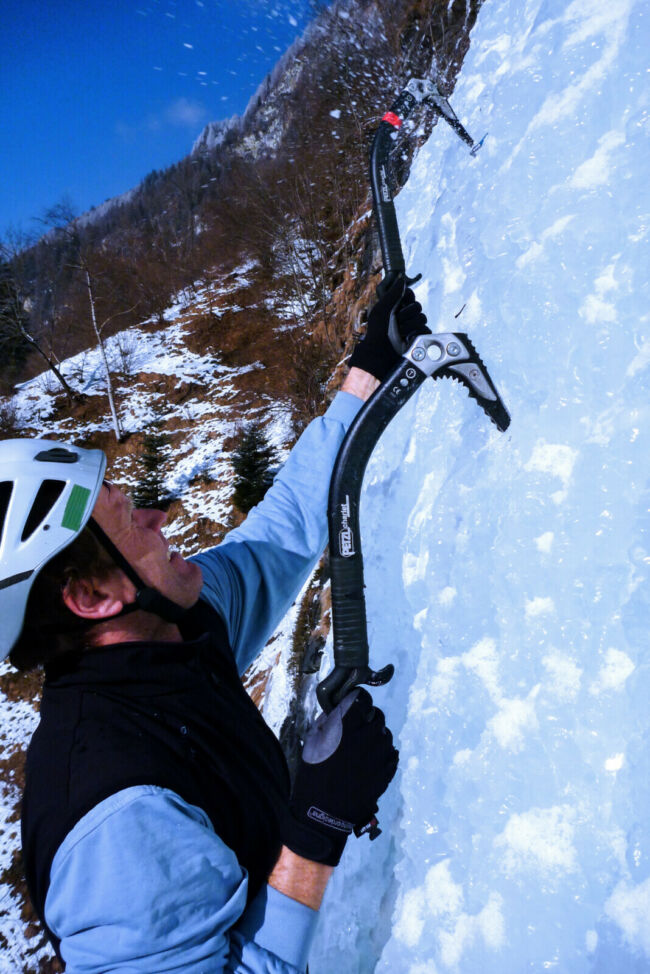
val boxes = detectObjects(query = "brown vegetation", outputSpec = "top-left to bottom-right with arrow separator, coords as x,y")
0,1 -> 484,967
2,0 -> 482,424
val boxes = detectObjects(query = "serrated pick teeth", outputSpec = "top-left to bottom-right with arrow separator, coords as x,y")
434,363 -> 510,432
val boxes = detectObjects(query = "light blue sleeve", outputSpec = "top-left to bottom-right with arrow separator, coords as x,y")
191,391 -> 363,673
45,786 -> 319,974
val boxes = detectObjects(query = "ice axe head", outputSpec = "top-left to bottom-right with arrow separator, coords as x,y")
316,662 -> 395,715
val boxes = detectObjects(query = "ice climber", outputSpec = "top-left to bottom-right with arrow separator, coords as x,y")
0,279 -> 428,972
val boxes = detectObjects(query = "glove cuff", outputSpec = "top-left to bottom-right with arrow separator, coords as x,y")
281,809 -> 351,867
348,340 -> 399,382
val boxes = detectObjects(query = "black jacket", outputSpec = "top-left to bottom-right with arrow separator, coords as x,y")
21,601 -> 290,952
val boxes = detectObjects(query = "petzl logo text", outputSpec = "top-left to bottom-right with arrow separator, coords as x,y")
380,164 -> 391,203
307,806 -> 353,833
339,495 -> 355,557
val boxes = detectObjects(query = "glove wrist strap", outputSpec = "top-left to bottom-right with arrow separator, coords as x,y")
282,815 -> 349,868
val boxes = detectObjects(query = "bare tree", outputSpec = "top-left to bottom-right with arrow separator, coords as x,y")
40,202 -> 137,439
78,261 -> 130,440
0,249 -> 79,400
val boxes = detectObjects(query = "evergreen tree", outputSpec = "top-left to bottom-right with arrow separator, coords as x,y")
232,421 -> 278,514
132,419 -> 170,509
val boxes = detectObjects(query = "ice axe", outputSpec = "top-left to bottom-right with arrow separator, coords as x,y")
317,80 -> 509,718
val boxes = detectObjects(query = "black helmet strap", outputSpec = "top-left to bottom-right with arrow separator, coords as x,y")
86,518 -> 189,625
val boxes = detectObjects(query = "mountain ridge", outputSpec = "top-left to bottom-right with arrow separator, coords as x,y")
0,1 -> 485,968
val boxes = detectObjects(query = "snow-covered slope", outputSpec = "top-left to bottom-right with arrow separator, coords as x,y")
311,0 -> 649,971
0,264 -> 299,971
9,264 -> 294,542
192,116 -> 241,156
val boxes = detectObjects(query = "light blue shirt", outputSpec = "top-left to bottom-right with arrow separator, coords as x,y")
44,391 -> 363,973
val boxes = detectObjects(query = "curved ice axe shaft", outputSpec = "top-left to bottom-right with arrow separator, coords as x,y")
317,81 -> 508,715
317,334 -> 509,713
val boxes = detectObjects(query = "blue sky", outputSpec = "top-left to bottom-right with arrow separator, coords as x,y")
1,0 -> 319,237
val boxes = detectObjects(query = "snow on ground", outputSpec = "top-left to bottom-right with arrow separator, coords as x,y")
0,262 -> 298,969
0,661 -> 44,973
311,0 -> 650,971
14,322 -> 256,427
8,263 -> 295,555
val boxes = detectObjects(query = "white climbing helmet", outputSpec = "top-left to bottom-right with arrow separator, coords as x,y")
0,438 -> 106,658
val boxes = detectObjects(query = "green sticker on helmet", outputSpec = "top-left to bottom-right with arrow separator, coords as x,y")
61,485 -> 91,532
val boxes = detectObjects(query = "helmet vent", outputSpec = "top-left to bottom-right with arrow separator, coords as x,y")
35,447 -> 79,464
22,480 -> 66,542
0,482 -> 13,545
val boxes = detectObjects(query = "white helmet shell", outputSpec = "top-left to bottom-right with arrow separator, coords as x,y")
0,438 -> 106,658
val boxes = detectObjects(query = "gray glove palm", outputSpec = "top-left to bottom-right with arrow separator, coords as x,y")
282,688 -> 399,866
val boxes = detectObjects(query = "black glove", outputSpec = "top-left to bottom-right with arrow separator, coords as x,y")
348,274 -> 430,381
282,688 -> 399,867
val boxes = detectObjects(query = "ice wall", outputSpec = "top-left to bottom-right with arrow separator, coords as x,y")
311,0 -> 650,970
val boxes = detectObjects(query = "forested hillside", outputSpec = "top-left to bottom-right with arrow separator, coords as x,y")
0,1 -> 484,969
